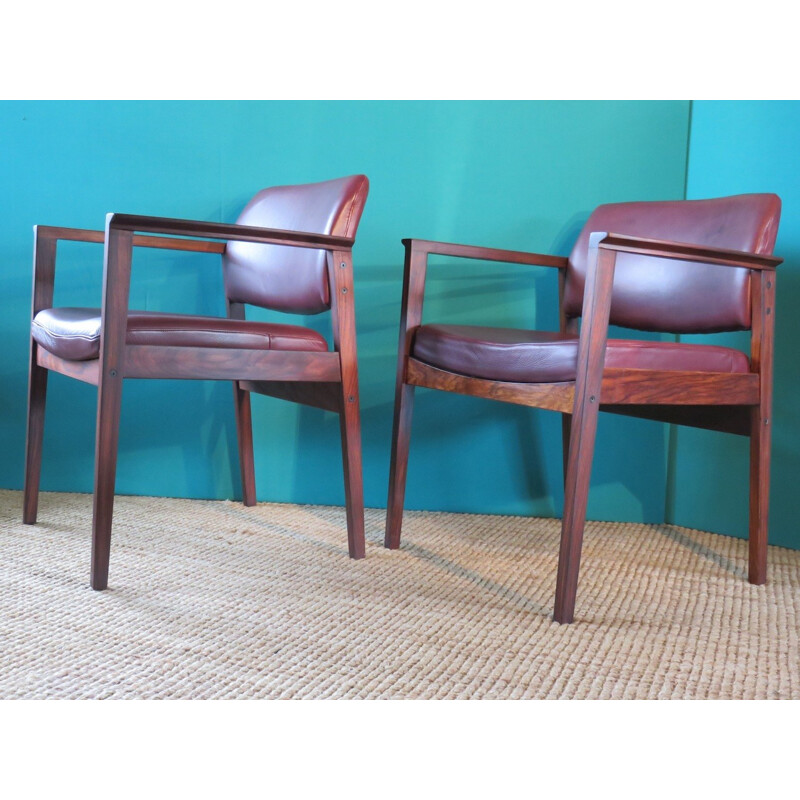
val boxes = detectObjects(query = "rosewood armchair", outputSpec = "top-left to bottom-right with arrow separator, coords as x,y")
385,194 -> 782,623
24,174 -> 370,588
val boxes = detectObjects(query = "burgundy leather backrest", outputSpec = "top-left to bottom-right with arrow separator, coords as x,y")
223,175 -> 369,314
563,194 -> 781,333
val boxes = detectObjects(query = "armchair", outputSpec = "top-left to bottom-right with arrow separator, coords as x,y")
385,194 -> 782,623
24,174 -> 370,589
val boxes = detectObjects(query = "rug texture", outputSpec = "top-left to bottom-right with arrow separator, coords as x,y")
1,488 -> 798,699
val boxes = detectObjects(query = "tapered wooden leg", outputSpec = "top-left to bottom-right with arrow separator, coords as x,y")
748,270 -> 774,586
560,413 -> 571,488
327,249 -> 365,559
233,381 -> 257,506
23,359 -> 48,524
553,242 -> 615,624
339,389 -> 365,559
748,406 -> 770,585
553,395 -> 601,624
385,383 -> 415,549
90,374 -> 124,590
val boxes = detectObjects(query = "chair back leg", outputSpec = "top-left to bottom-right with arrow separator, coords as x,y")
233,381 -> 257,506
23,359 -> 49,524
385,383 -> 416,549
90,373 -> 124,589
560,413 -> 572,488
748,270 -> 775,586
338,384 -> 365,559
749,405 -> 771,584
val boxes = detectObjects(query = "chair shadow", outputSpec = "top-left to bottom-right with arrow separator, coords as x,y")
397,538 -> 552,618
652,524 -> 747,579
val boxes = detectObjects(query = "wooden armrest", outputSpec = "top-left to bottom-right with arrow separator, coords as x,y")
594,232 -> 782,271
108,213 -> 354,251
35,225 -> 225,254
403,238 -> 567,268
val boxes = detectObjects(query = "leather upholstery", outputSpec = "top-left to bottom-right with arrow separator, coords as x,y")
32,307 -> 328,362
223,174 -> 369,315
412,324 -> 751,384
563,194 -> 781,333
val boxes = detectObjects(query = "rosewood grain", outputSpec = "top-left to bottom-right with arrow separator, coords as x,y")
23,230 -> 57,525
36,348 -> 100,385
328,249 -> 365,559
227,301 -> 256,507
123,346 -> 342,382
110,213 -> 354,251
239,381 -> 342,413
554,241 -> 616,624
749,270 -> 776,585
406,358 -> 575,413
35,224 -> 228,254
91,224 -> 133,589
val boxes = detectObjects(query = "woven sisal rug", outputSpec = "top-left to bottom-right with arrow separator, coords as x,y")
1,488 -> 797,699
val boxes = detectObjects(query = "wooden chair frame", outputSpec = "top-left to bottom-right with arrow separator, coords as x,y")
24,212 -> 365,589
385,233 -> 781,623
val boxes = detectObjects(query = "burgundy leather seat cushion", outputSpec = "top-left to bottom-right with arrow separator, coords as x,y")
32,307 -> 328,362
412,324 -> 750,383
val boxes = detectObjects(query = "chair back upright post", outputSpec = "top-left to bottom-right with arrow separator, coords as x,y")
220,175 -> 369,558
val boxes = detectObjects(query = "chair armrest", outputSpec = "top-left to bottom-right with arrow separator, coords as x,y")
108,213 -> 355,252
395,239 -> 567,365
35,224 -> 226,254
403,238 -> 568,268
595,232 -> 782,271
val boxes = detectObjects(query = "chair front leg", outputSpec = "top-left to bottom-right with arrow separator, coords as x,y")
91,220 -> 133,589
23,229 -> 57,525
384,241 -> 428,550
23,356 -> 48,524
553,238 -> 616,623
91,370 -> 124,589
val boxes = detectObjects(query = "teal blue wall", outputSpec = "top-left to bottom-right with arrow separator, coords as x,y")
0,101 -> 689,521
671,101 -> 800,549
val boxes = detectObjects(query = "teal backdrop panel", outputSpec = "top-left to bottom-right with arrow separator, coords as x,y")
673,100 -> 800,549
0,101 -> 689,522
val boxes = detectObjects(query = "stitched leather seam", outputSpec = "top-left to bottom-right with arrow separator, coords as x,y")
32,322 -> 98,342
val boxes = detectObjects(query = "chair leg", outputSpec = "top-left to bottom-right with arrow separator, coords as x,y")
748,405 -> 771,585
384,383 -> 415,549
553,396 -> 601,624
560,412 -> 571,487
338,387 -> 366,559
233,381 -> 257,507
90,374 -> 124,590
23,360 -> 48,525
